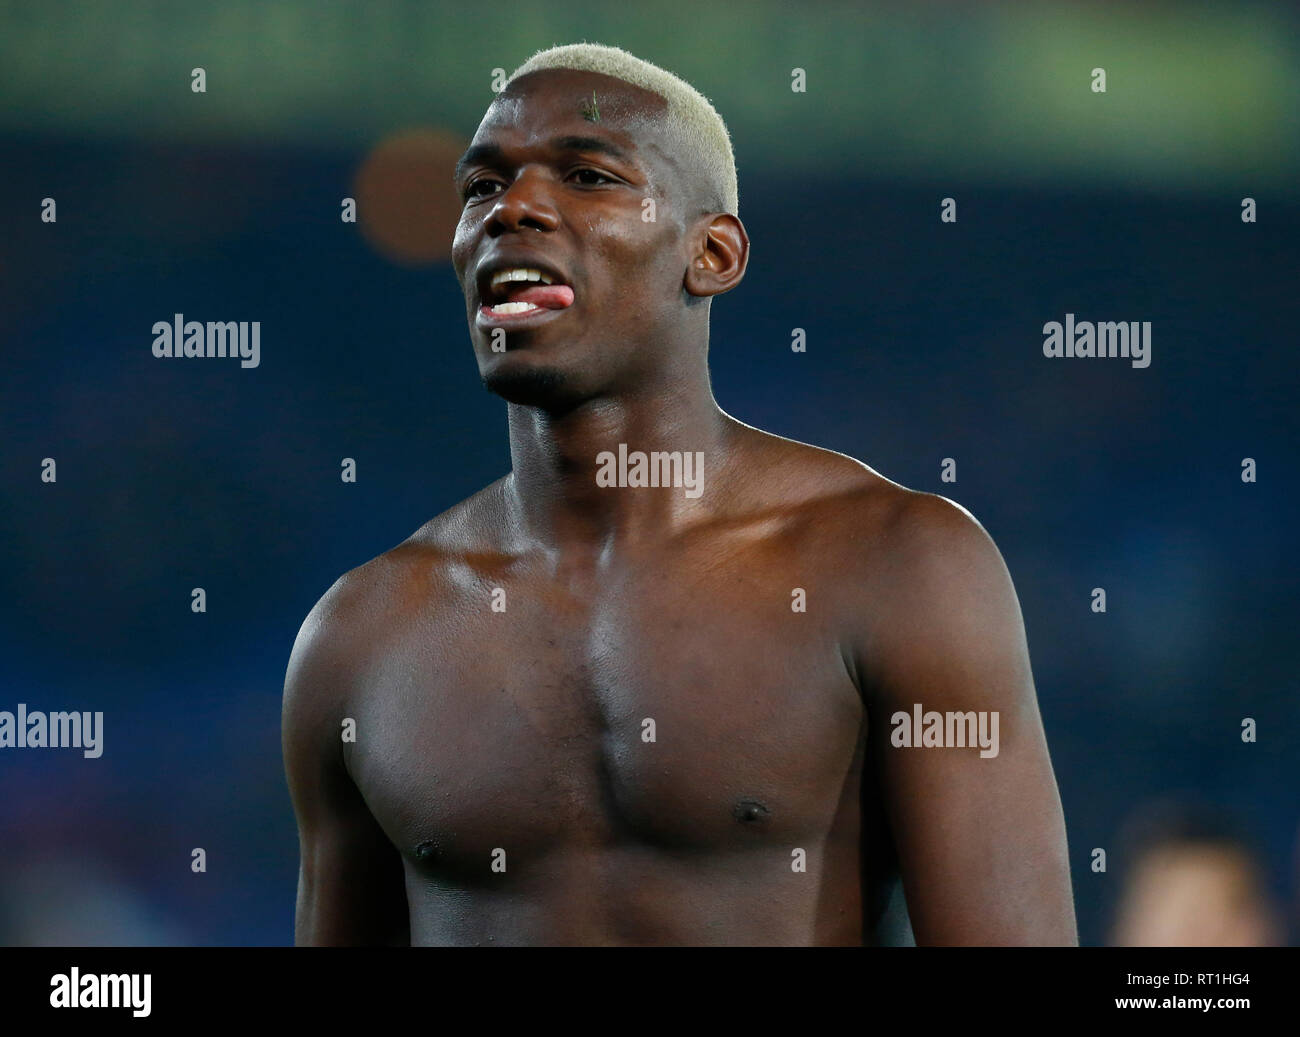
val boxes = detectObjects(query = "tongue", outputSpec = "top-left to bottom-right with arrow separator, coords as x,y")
506,284 -> 574,309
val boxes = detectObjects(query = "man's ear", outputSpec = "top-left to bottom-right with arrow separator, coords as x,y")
684,214 -> 748,298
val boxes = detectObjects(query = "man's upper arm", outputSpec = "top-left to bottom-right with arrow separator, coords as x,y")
282,577 -> 409,946
858,492 -> 1077,945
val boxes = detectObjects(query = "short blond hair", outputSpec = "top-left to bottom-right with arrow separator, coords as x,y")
502,42 -> 739,216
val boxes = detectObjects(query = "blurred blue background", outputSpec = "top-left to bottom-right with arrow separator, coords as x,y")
1,0 -> 1297,945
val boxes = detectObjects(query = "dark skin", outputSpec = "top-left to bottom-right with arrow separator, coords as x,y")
283,68 -> 1077,945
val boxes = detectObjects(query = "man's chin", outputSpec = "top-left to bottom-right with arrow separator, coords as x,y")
481,362 -> 583,411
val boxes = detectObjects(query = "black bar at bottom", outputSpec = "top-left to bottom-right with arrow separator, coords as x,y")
0,946 -> 1287,1024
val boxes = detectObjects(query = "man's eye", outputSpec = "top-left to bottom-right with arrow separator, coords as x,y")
464,179 -> 502,201
570,168 -> 614,186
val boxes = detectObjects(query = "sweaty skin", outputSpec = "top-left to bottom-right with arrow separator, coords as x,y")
283,68 -> 1078,946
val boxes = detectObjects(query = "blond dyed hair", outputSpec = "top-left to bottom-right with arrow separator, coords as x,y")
502,42 -> 739,216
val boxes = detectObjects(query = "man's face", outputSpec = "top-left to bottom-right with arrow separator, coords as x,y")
451,68 -> 700,410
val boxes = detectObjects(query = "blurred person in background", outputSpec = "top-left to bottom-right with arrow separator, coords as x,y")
1111,803 -> 1283,946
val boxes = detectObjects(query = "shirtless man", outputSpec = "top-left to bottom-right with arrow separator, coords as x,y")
282,43 -> 1077,946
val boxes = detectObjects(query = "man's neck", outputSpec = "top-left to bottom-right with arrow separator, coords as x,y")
504,376 -> 735,554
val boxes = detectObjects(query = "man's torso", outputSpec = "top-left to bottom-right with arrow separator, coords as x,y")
332,437 -> 907,944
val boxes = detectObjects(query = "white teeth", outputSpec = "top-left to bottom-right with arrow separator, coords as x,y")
490,267 -> 555,287
488,301 -> 540,314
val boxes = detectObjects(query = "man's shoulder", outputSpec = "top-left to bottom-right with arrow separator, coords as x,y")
837,474 -> 1006,603
351,473 -> 510,583
285,477 -> 510,686
752,436 -> 1027,694
741,428 -> 1004,593
740,426 -> 981,544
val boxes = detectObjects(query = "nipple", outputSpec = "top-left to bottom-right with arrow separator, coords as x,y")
734,800 -> 771,825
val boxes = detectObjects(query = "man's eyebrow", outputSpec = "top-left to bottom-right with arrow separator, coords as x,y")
453,135 -> 635,183
454,142 -> 501,184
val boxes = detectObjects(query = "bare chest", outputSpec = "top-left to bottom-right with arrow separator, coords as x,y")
347,553 -> 866,877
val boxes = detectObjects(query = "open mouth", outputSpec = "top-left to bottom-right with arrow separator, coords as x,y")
478,265 -> 576,318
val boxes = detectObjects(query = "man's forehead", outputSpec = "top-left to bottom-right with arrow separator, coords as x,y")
479,68 -> 669,144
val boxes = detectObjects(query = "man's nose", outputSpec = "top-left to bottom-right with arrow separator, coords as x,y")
486,169 -> 560,235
